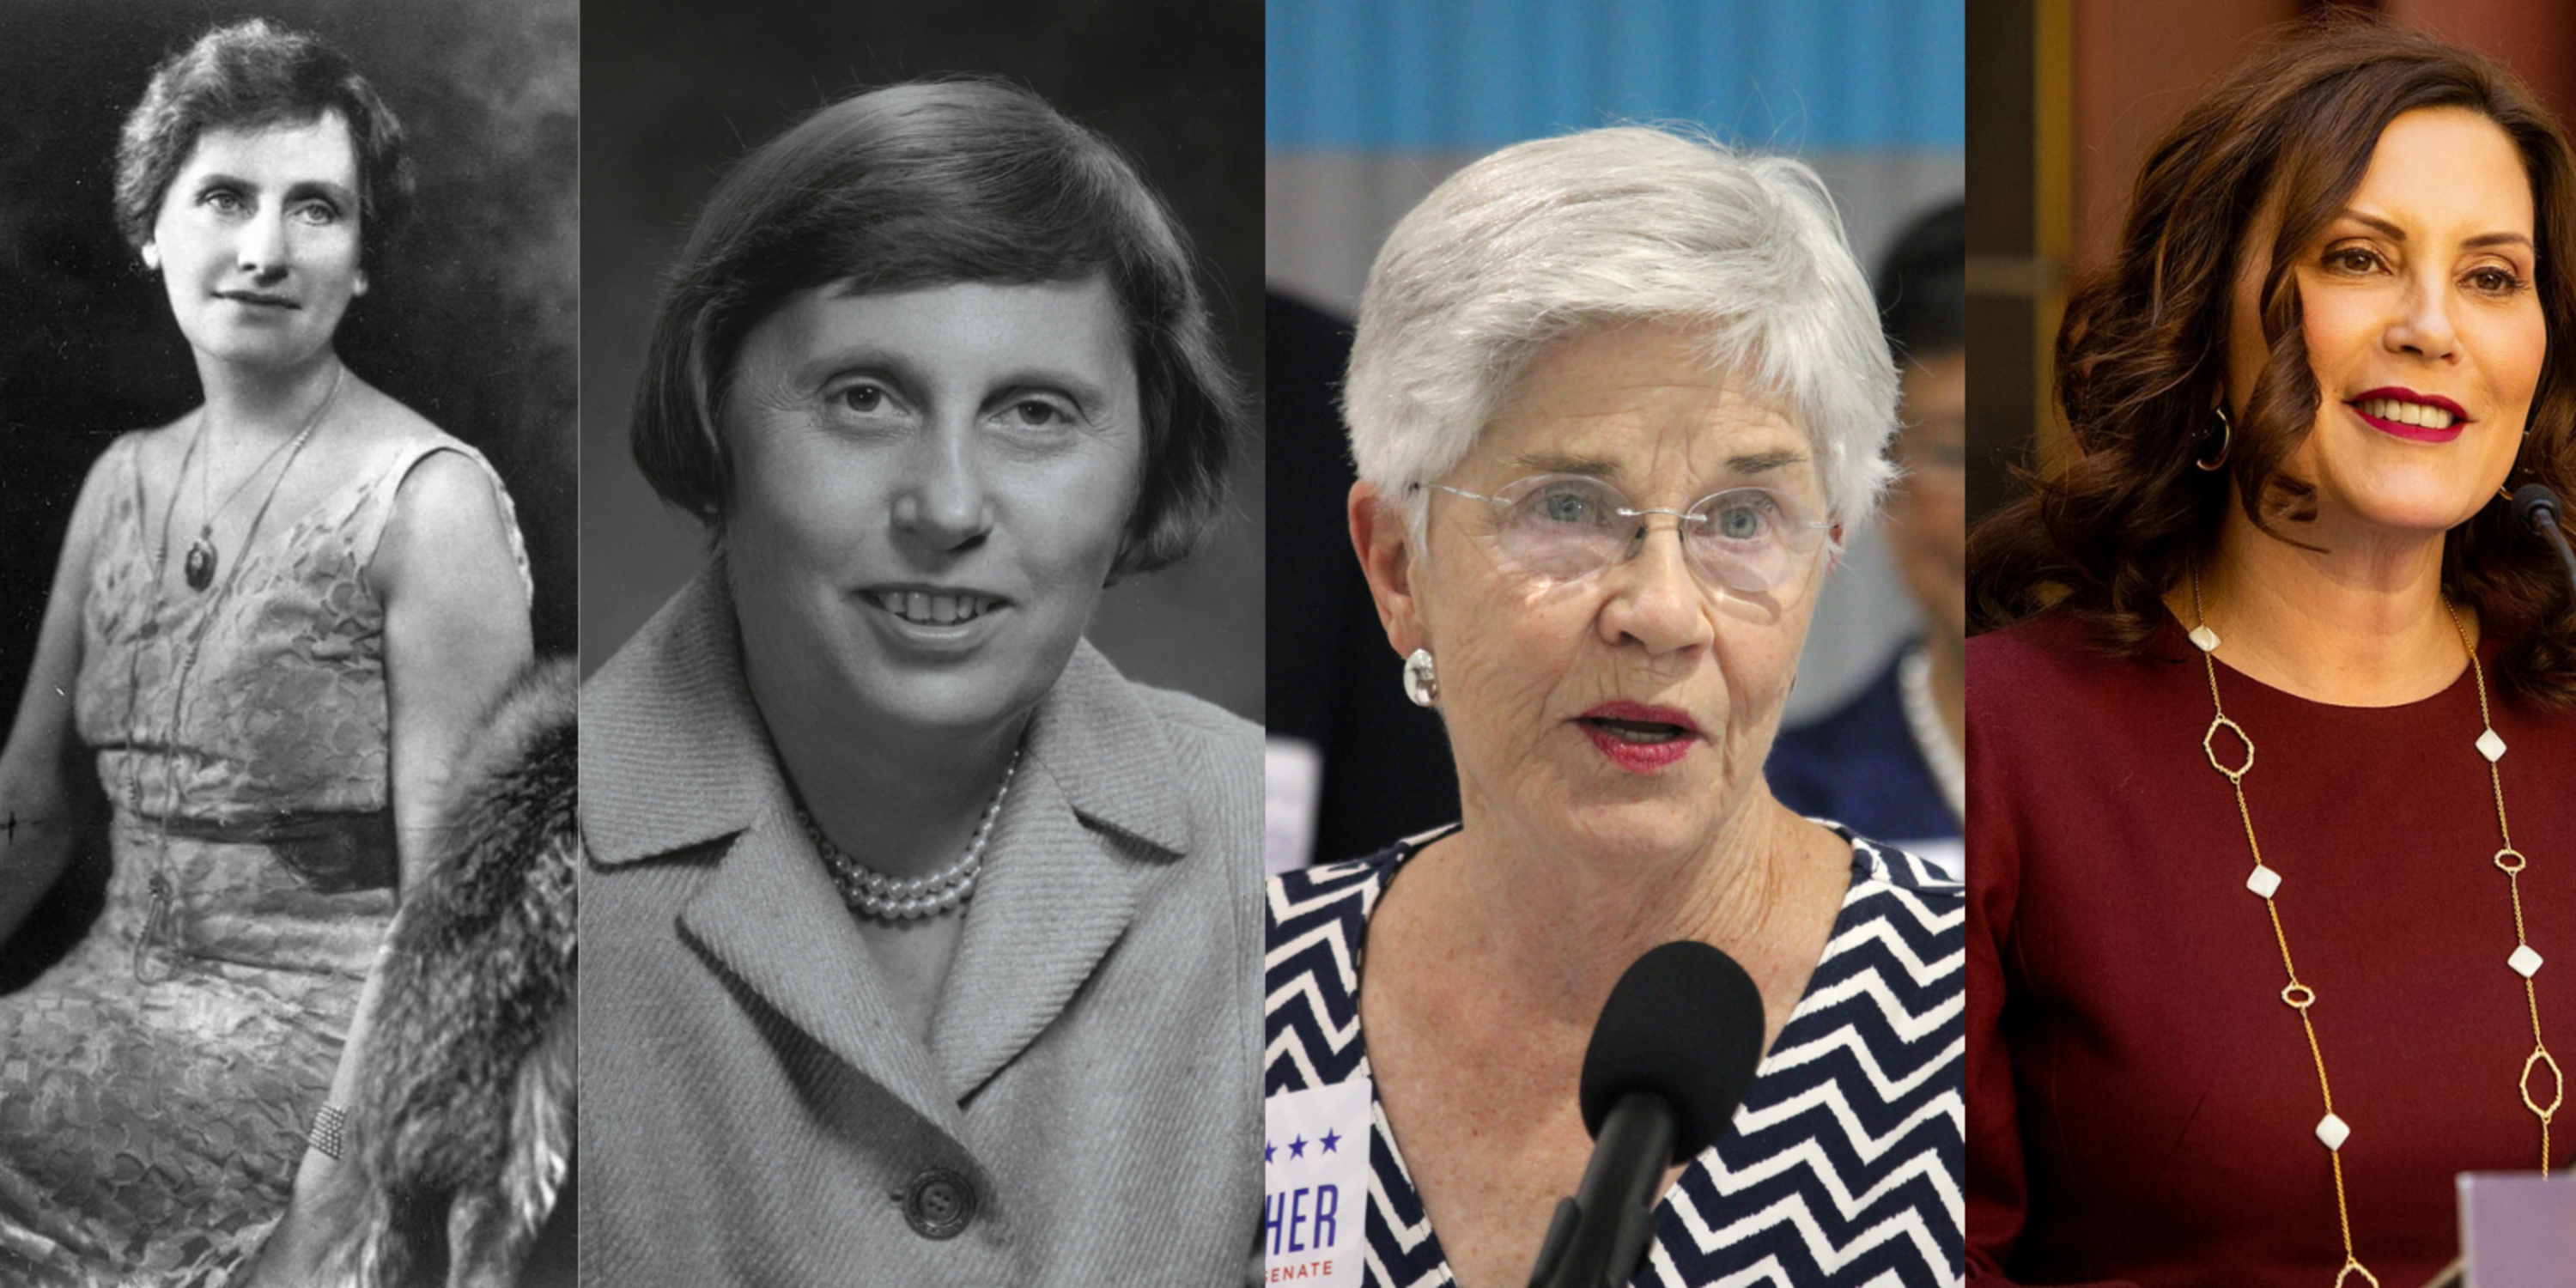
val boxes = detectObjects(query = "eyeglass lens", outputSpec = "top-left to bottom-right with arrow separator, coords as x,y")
1482,475 -> 1822,593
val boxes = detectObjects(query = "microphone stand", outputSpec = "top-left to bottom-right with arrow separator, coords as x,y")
1526,1094 -> 1677,1288
2512,483 -> 2576,601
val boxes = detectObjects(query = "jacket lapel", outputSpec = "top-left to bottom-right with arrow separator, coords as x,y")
584,565 -> 958,1130
678,806 -> 960,1134
586,566 -> 1203,1120
928,642 -> 1196,1103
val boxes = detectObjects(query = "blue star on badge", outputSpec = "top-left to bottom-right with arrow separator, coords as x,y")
1264,1139 -> 1276,1163
1288,1134 -> 1307,1159
1320,1127 -> 1342,1154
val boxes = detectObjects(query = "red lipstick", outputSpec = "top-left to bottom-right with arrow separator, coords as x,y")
1576,702 -> 1701,773
2348,386 -> 2469,443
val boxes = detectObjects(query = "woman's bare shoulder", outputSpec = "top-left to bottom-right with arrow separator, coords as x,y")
110,411 -> 202,473
335,373 -> 458,453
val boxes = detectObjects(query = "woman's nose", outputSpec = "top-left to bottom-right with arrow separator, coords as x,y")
235,206 -> 289,283
891,426 -> 993,550
2386,273 -> 2461,361
1598,520 -> 1715,653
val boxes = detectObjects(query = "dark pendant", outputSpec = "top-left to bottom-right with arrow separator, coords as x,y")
184,533 -> 216,591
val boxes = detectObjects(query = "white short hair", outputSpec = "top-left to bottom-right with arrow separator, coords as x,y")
1344,126 -> 1899,538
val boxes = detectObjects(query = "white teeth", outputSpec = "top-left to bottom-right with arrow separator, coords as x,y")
878,592 -> 993,625
2358,398 -> 2458,429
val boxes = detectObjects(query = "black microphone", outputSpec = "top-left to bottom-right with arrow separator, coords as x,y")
1527,941 -> 1768,1288
2511,483 -> 2576,600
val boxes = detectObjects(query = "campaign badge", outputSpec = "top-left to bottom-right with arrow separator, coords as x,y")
1264,1078 -> 1370,1286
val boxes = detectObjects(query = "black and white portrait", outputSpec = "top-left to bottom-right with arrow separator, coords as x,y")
0,1 -> 577,1284
574,0 -> 1266,1282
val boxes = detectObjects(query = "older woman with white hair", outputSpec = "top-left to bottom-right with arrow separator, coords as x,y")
1262,128 -> 1964,1287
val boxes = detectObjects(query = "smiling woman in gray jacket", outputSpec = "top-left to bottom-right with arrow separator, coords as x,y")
578,79 -> 1262,1284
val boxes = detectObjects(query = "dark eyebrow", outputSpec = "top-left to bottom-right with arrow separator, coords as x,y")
1722,449 -> 1807,476
1505,447 -> 1809,483
1507,452 -> 1619,478
193,172 -> 356,207
797,346 -> 928,400
986,370 -> 1114,416
2338,210 -> 2533,253
285,179 -> 357,207
794,349 -> 1113,412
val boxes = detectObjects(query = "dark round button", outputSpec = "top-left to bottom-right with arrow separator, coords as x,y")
902,1168 -> 975,1239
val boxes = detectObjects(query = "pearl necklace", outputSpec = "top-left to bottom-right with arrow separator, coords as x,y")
799,748 -> 1020,920
2188,571 -> 2561,1288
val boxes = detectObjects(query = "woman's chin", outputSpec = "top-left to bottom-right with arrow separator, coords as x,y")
1540,776 -> 1736,856
2311,453 -> 2513,538
2330,489 -> 2498,540
179,326 -> 331,373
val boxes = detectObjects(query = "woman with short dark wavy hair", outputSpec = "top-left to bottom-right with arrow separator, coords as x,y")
0,18 -> 536,1287
580,78 -> 1261,1283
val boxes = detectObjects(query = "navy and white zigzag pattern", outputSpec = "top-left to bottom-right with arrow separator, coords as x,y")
1264,825 -> 1965,1287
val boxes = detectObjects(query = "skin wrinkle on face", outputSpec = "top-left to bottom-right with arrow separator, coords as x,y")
721,276 -> 1143,750
1407,319 -> 1832,866
147,112 -> 368,375
2225,106 -> 2543,544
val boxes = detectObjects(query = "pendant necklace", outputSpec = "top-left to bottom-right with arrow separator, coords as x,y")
2188,568 -> 2561,1287
130,364 -> 343,981
180,364 -> 345,591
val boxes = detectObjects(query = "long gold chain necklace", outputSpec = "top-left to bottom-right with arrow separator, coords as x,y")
2188,569 -> 2561,1288
181,374 -> 336,591
125,366 -> 343,982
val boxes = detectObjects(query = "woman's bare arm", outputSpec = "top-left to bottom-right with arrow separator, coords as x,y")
0,447 -> 120,949
247,447 -> 532,1281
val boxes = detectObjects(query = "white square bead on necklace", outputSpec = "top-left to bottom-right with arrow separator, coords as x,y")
2316,1113 -> 2351,1151
2189,625 -> 2221,653
2476,728 -> 2508,762
2510,945 -> 2544,979
2246,865 -> 2282,899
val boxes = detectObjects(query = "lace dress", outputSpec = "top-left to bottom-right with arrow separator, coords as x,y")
0,429 -> 526,1287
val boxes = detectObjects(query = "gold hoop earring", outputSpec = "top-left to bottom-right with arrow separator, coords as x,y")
2195,407 -> 2233,472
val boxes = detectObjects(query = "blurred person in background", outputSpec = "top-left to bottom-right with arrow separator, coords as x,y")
1770,199 -> 1967,878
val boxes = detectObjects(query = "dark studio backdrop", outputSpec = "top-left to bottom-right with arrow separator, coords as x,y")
579,0 -> 1267,722
0,0 -> 579,987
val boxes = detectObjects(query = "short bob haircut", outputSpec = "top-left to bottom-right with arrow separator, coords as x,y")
1968,15 -> 2576,708
115,19 -> 413,275
1343,125 -> 1899,543
629,78 -> 1243,579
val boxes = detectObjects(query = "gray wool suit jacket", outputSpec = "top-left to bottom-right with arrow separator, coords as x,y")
578,567 -> 1264,1285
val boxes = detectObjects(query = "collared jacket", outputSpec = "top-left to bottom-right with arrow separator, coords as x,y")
579,567 -> 1264,1285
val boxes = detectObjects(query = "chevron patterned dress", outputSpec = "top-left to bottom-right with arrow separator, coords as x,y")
1265,825 -> 1965,1286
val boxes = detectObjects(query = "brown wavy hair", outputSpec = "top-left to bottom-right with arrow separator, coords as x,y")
1968,15 -> 2576,708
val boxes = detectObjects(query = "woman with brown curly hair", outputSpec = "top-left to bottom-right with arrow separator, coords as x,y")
1966,17 -> 2576,1287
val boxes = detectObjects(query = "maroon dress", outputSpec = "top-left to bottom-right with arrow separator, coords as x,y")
1965,611 -> 2576,1288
